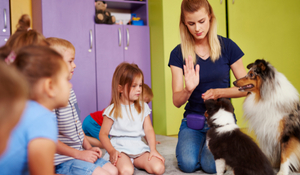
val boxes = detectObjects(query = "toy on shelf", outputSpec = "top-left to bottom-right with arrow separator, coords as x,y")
95,0 -> 115,24
127,13 -> 144,26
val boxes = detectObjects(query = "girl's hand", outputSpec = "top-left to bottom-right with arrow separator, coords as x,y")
202,89 -> 220,101
88,147 -> 102,158
109,150 -> 122,166
183,55 -> 200,93
148,150 -> 165,163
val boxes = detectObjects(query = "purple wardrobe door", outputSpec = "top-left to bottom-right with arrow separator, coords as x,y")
0,0 -> 10,37
95,24 -> 124,111
0,35 -> 8,46
123,25 -> 152,120
41,0 -> 97,122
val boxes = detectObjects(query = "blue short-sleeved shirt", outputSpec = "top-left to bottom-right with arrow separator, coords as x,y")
168,36 -> 244,115
0,100 -> 58,175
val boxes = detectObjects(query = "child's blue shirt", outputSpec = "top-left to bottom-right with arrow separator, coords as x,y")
0,100 -> 57,175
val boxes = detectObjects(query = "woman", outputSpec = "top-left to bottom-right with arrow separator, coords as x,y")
168,0 -> 247,173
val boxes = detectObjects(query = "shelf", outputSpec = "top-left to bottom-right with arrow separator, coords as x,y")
105,0 -> 146,10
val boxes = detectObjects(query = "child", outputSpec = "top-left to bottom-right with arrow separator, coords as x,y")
0,14 -> 48,64
0,60 -> 28,156
47,37 -> 118,175
82,83 -> 156,148
99,62 -> 165,175
0,46 -> 70,174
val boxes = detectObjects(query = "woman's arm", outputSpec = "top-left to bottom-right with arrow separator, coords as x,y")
171,56 -> 200,108
28,138 -> 56,175
202,58 -> 248,100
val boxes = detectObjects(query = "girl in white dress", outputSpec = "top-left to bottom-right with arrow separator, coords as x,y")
99,63 -> 165,175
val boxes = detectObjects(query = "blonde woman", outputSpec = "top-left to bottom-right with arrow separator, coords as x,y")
168,0 -> 247,173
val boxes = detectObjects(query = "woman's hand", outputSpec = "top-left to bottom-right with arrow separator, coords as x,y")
109,150 -> 121,166
202,89 -> 221,101
183,55 -> 200,92
148,150 -> 165,163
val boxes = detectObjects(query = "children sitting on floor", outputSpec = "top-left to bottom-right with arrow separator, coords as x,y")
47,37 -> 118,175
0,46 -> 70,175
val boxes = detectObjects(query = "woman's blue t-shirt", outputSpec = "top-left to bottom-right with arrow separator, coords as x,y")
168,36 -> 244,115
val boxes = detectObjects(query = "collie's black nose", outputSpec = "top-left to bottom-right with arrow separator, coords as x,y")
233,81 -> 237,86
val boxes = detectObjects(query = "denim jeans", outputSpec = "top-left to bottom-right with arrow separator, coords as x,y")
176,118 -> 216,174
55,158 -> 109,175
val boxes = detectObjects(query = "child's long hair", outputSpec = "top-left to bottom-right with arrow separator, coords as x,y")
180,0 -> 221,63
0,60 -> 28,124
110,62 -> 144,120
13,45 -> 65,100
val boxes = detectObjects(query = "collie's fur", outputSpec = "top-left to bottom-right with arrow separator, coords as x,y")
205,98 -> 274,175
233,59 -> 300,175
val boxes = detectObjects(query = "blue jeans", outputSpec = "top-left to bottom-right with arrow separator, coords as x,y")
55,158 -> 109,175
176,118 -> 216,174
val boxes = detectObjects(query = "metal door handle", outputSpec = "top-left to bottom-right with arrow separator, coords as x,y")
89,29 -> 93,50
3,9 -> 7,30
126,28 -> 129,46
232,0 -> 235,4
118,28 -> 122,46
220,0 -> 222,4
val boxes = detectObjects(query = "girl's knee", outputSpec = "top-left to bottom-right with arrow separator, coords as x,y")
151,161 -> 165,175
119,166 -> 134,175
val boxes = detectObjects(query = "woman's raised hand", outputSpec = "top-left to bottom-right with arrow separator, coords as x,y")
183,55 -> 200,92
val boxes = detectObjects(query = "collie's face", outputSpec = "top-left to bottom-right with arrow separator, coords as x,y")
233,59 -> 271,94
204,98 -> 234,127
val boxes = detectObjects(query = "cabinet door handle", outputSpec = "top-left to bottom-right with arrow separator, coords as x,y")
3,8 -> 7,31
220,0 -> 222,4
118,28 -> 122,46
89,29 -> 93,51
232,0 -> 235,4
126,28 -> 129,47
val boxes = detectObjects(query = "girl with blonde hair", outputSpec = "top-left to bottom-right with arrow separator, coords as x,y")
169,0 -> 247,173
99,62 -> 165,175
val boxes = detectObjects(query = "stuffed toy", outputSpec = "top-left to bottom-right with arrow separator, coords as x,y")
95,1 -> 116,24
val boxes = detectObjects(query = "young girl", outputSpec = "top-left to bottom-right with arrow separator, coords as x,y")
169,0 -> 247,173
0,45 -> 71,175
99,63 -> 165,175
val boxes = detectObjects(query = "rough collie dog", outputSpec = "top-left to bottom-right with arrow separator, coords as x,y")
233,59 -> 300,175
204,98 -> 274,175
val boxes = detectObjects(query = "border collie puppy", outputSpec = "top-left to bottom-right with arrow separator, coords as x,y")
233,59 -> 300,175
204,98 -> 274,175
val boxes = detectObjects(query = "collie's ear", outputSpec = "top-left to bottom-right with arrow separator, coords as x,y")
247,63 -> 253,69
258,62 -> 266,72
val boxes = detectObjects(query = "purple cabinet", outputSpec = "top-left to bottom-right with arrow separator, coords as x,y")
32,0 -> 151,122
33,0 -> 97,122
0,0 -> 10,46
95,24 -> 152,120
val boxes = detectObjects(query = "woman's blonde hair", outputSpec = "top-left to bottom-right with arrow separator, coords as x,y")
110,62 -> 144,120
180,0 -> 221,63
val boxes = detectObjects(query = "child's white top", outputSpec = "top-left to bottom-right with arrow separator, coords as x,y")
103,102 -> 151,137
103,102 -> 151,156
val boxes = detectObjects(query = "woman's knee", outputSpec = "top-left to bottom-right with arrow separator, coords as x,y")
200,158 -> 216,174
177,156 -> 199,173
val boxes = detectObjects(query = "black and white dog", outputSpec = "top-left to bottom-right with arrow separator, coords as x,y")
204,98 -> 274,175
